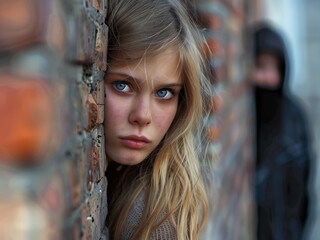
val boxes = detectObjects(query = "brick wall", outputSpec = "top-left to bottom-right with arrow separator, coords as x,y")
0,0 -> 108,239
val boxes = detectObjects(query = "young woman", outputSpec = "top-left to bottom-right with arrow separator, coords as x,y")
104,0 -> 212,239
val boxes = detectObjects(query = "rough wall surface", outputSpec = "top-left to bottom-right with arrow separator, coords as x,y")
196,0 -> 257,239
0,0 -> 108,239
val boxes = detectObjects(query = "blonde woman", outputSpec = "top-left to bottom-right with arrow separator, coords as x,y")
104,0 -> 212,239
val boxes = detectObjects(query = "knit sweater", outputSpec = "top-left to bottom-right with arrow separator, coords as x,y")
121,189 -> 177,240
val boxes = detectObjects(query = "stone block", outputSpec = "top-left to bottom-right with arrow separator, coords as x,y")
61,1 -> 96,64
95,24 -> 108,72
75,10 -> 96,64
84,0 -> 108,23
97,104 -> 105,125
81,177 -> 107,240
93,80 -> 105,105
88,125 -> 106,184
83,89 -> 104,132
85,94 -> 99,132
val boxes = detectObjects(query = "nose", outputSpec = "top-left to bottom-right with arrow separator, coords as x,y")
128,96 -> 152,126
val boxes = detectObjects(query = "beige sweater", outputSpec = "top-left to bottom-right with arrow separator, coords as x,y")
121,189 -> 177,240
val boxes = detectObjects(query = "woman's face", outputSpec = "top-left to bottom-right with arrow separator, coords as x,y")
104,49 -> 182,165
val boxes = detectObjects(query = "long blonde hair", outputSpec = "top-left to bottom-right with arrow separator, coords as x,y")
106,0 -> 212,239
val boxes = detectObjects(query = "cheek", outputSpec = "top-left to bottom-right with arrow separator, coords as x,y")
104,94 -> 127,130
153,104 -> 178,136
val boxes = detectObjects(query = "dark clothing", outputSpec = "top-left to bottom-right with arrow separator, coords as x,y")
254,24 -> 310,240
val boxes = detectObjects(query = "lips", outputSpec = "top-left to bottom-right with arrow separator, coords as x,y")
120,135 -> 150,149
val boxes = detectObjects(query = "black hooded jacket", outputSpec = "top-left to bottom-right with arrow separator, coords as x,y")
253,23 -> 310,240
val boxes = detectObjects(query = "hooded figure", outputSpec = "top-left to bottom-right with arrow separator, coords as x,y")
252,23 -> 310,240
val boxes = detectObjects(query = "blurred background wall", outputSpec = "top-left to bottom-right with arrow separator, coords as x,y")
195,0 -> 259,239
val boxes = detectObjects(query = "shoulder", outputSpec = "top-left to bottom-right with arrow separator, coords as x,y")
282,95 -> 306,122
122,189 -> 177,240
149,216 -> 177,240
121,189 -> 146,240
282,95 -> 310,136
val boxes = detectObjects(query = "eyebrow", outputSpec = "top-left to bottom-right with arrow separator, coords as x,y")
157,83 -> 183,88
106,72 -> 183,88
106,72 -> 139,81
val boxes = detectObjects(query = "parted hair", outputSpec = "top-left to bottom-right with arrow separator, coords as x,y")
106,0 -> 212,239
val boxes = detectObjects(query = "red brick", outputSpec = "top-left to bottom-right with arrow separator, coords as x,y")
0,0 -> 48,51
0,73 -> 54,165
85,94 -> 99,132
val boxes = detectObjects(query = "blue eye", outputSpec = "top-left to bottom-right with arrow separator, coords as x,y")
156,89 -> 173,99
114,82 -> 130,92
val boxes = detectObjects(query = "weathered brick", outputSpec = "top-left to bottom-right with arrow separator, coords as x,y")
85,94 -> 99,132
81,178 -> 107,239
89,125 -> 106,183
61,1 -> 96,64
96,104 -> 105,125
0,73 -> 54,165
93,80 -> 105,105
95,24 -> 108,72
92,0 -> 107,13
81,177 -> 107,240
0,0 -> 47,51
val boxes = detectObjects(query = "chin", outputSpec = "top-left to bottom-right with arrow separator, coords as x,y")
113,152 -> 147,166
118,158 -> 144,166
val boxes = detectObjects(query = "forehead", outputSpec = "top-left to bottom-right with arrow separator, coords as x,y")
108,49 -> 182,85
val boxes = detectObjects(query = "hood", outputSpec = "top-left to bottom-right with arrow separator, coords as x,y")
252,22 -> 290,123
253,22 -> 289,94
